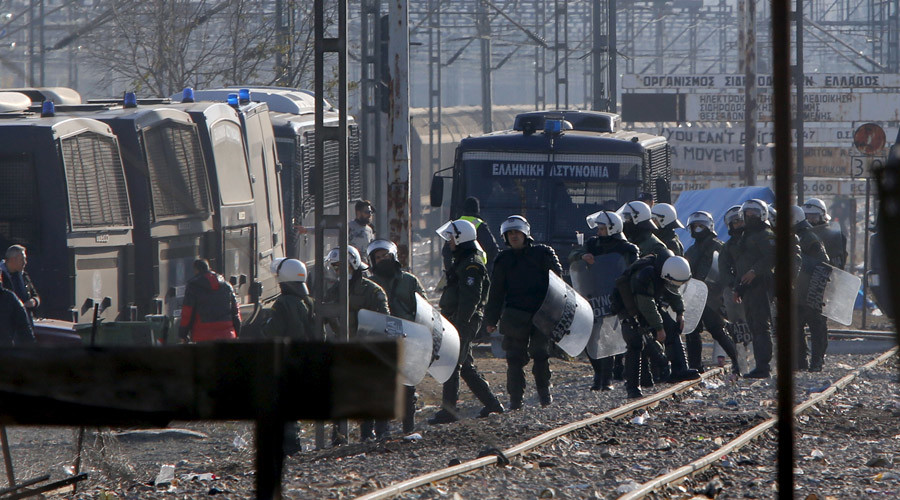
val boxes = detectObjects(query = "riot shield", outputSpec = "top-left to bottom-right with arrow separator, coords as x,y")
804,262 -> 861,326
666,279 -> 708,333
357,309 -> 434,386
706,251 -> 720,286
570,257 -> 627,359
532,271 -> 593,357
413,293 -> 461,384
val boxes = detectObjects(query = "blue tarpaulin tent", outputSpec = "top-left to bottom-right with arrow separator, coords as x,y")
674,186 -> 775,251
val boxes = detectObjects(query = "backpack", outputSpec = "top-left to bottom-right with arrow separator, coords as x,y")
610,256 -> 655,318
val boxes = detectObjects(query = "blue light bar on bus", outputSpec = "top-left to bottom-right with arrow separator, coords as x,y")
227,93 -> 239,107
182,87 -> 195,103
544,119 -> 562,134
238,88 -> 251,104
40,100 -> 55,117
123,91 -> 137,108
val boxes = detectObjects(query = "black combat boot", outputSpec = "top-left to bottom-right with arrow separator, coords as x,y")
403,386 -> 417,433
507,358 -> 527,410
428,407 -> 459,425
624,350 -> 643,399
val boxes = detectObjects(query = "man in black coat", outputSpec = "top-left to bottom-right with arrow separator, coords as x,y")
0,272 -> 35,346
485,215 -> 562,410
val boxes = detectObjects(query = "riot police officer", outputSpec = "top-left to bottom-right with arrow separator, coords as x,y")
429,220 -> 505,424
791,206 -> 830,371
620,201 -> 668,257
323,246 -> 390,442
803,198 -> 848,270
683,211 -> 741,374
729,199 -> 775,378
569,210 -> 638,390
264,258 -> 319,341
485,215 -> 562,409
264,257 -> 319,453
616,253 -> 696,399
651,203 -> 685,256
441,196 -> 500,274
368,239 -> 426,433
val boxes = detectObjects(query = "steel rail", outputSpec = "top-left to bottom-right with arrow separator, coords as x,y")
354,368 -> 725,500
619,346 -> 899,500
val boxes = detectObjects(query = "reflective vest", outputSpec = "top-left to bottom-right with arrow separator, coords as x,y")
459,216 -> 488,265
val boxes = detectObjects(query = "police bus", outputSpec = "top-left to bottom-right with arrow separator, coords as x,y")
429,110 -> 672,269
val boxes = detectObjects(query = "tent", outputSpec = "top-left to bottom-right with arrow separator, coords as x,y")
674,186 -> 775,251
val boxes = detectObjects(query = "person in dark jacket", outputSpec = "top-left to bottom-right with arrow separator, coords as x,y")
323,245 -> 390,442
179,259 -> 241,342
617,253 -> 698,399
368,239 -> 427,433
620,201 -> 668,257
803,197 -> 848,270
791,206 -> 830,372
485,215 -> 562,410
683,211 -> 741,374
651,203 -> 685,256
264,258 -> 319,341
727,199 -> 776,378
264,257 -> 319,454
0,272 -> 34,346
569,210 -> 638,391
441,196 -> 499,274
1,245 -> 40,325
430,220 -> 505,424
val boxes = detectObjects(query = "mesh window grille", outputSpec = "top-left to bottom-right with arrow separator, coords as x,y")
300,127 -> 363,214
143,122 -> 211,221
0,154 -> 39,247
60,132 -> 132,230
644,143 -> 671,200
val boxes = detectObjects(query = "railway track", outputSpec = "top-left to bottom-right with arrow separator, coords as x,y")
350,348 -> 898,500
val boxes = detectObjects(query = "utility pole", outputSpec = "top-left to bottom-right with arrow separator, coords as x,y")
742,0 -> 758,186
608,0 -> 617,112
795,0 -> 805,203
387,0 -> 412,266
591,0 -> 604,111
478,0 -> 492,133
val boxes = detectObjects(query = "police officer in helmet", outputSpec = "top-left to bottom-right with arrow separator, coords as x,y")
683,211 -> 742,374
485,215 -> 563,409
803,197 -> 847,270
264,257 -> 320,453
617,252 -> 698,399
368,239 -> 427,433
264,258 -> 320,341
791,206 -> 830,371
729,199 -> 776,378
323,246 -> 390,442
429,220 -> 505,424
568,210 -> 638,391
651,203 -> 685,256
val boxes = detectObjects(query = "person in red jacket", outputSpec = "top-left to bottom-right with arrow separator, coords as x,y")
179,259 -> 241,342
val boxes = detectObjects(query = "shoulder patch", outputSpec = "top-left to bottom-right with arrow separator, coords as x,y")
466,276 -> 476,286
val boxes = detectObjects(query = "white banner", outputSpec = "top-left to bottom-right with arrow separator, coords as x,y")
623,73 -> 900,90
685,92 -> 900,122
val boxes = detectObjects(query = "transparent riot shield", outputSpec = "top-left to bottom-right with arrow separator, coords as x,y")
413,293 -> 461,384
706,251 -> 720,285
804,262 -> 861,326
532,271 -> 593,357
666,278 -> 708,333
570,257 -> 627,359
357,309 -> 434,386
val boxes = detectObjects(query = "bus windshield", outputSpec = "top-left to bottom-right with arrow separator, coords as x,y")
462,151 -> 642,243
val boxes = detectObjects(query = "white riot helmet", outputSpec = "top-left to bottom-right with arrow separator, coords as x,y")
367,239 -> 399,262
272,258 -> 308,283
686,211 -> 714,233
740,199 -> 768,222
325,245 -> 369,271
802,197 -> 830,222
661,255 -> 692,285
500,215 -> 532,239
436,219 -> 477,245
272,258 -> 309,295
767,205 -> 777,227
618,201 -> 656,226
790,205 -> 807,226
724,205 -> 743,227
586,210 -> 624,236
651,203 -> 684,229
